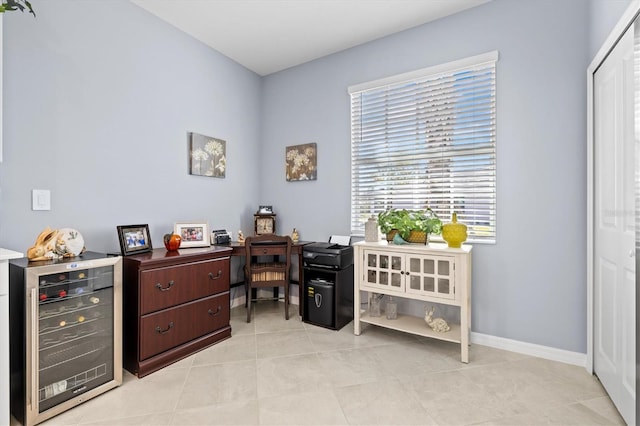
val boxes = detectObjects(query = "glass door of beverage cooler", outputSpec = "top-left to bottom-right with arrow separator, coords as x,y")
26,261 -> 121,418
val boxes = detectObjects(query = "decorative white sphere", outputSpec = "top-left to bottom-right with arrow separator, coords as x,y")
54,228 -> 85,257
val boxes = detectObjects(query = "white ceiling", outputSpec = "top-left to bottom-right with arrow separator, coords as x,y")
131,0 -> 488,76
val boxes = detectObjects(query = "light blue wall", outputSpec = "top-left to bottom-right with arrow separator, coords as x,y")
0,0 -> 633,354
589,0 -> 634,60
0,0 -> 262,254
260,0 -> 594,353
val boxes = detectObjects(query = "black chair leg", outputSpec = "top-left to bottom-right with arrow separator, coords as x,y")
245,283 -> 251,323
284,283 -> 289,320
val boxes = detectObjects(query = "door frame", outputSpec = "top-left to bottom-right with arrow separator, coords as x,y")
587,0 -> 640,374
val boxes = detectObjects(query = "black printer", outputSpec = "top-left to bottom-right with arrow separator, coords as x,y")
303,242 -> 354,270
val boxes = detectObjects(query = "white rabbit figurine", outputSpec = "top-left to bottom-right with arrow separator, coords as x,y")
425,306 -> 450,333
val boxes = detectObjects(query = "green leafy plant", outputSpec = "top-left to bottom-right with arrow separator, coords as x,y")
377,208 -> 442,240
0,0 -> 35,16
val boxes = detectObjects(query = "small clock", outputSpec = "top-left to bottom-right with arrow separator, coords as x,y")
254,214 -> 276,235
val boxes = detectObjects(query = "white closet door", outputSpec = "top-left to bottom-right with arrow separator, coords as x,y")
594,24 -> 636,426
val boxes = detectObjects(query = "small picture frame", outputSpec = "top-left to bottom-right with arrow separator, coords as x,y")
175,222 -> 210,248
117,224 -> 152,256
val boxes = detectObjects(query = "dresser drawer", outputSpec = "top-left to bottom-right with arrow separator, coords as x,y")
251,245 -> 289,256
139,258 -> 229,314
139,292 -> 230,360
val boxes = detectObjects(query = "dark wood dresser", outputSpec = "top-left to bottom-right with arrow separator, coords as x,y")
122,246 -> 233,377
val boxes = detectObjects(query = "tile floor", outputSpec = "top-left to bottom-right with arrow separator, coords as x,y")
25,302 -> 624,426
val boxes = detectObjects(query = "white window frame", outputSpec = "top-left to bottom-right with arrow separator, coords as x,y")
349,51 -> 498,243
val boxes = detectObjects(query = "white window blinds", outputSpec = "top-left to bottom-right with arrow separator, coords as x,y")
349,51 -> 498,243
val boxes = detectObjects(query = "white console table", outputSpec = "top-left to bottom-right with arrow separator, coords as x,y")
353,241 -> 472,362
0,248 -> 23,425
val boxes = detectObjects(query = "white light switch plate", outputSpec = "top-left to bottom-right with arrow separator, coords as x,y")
32,189 -> 51,211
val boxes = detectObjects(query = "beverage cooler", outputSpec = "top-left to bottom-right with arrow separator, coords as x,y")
9,253 -> 122,426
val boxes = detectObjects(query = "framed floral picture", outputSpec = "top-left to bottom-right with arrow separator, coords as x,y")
286,142 -> 317,181
189,132 -> 226,178
174,222 -> 210,248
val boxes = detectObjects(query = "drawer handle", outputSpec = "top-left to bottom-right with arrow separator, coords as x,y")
208,270 -> 222,280
155,321 -> 174,334
155,280 -> 175,291
208,306 -> 222,316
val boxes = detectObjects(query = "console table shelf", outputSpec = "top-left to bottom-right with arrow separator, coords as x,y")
358,309 -> 463,344
353,241 -> 472,362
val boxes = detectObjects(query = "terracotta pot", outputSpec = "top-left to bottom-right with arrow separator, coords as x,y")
407,230 -> 427,244
385,230 -> 399,242
386,229 -> 427,244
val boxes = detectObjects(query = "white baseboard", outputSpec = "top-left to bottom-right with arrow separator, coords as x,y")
471,331 -> 587,368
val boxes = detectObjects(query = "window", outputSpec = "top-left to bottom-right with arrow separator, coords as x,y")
349,51 -> 498,243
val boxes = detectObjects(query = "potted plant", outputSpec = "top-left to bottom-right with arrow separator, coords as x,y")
0,0 -> 36,16
377,208 -> 442,243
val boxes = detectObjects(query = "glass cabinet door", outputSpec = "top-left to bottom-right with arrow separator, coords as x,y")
364,250 -> 404,291
405,254 -> 455,300
36,265 -> 115,413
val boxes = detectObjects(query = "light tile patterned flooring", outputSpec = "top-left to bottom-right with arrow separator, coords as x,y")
28,302 -> 624,426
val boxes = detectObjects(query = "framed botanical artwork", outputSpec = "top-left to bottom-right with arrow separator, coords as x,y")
286,142 -> 317,181
189,132 -> 226,178
174,222 -> 210,248
117,224 -> 152,256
